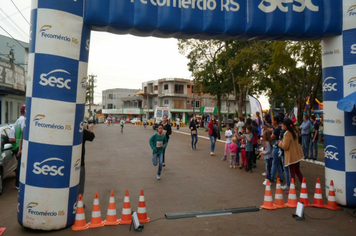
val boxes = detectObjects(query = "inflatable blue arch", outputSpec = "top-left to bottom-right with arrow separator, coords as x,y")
19,0 -> 356,230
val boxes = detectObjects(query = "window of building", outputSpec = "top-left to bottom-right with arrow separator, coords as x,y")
195,101 -> 200,108
107,104 -> 113,109
187,100 -> 190,104
103,105 -> 105,109
191,85 -> 194,92
114,105 -> 116,109
164,84 -> 168,90
108,94 -> 113,99
174,84 -> 184,94
164,100 -> 169,105
154,85 -> 158,91
187,85 -> 190,88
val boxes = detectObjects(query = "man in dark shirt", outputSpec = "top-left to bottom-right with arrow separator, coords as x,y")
310,115 -> 319,161
160,115 -> 172,167
79,123 -> 95,197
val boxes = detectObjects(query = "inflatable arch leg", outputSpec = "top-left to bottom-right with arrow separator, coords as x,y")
18,1 -> 90,230
321,0 -> 356,208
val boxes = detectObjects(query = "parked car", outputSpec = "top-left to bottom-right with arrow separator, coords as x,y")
130,118 -> 141,124
0,124 -> 17,196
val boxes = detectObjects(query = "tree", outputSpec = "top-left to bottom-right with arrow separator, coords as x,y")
266,41 -> 322,122
219,41 -> 273,118
178,39 -> 229,130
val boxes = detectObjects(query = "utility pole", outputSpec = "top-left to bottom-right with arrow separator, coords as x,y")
88,74 -> 97,117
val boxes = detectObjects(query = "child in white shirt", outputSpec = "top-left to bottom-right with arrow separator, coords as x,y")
222,124 -> 233,161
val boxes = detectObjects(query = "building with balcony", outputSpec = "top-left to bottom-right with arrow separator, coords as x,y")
101,78 -> 254,124
142,78 -> 253,123
101,88 -> 145,120
0,35 -> 28,124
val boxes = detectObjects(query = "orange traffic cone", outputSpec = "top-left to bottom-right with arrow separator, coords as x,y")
104,190 -> 119,225
261,179 -> 277,210
273,178 -> 287,208
137,190 -> 150,223
311,177 -> 324,208
285,178 -> 298,208
88,192 -> 105,228
299,177 -> 310,207
118,190 -> 132,224
325,180 -> 340,211
72,194 -> 89,231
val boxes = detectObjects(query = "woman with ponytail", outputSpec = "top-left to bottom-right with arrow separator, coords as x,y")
278,119 -> 304,185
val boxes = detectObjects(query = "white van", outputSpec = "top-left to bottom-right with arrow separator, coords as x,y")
153,107 -> 171,130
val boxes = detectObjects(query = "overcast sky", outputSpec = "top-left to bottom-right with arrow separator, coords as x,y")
0,0 -> 269,109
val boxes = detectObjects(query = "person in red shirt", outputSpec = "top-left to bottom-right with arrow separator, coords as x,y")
207,115 -> 219,156
291,114 -> 297,125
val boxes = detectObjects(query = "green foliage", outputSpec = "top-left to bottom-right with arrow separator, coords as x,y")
266,40 -> 322,121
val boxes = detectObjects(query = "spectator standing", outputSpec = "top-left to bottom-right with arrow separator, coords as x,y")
278,119 -> 304,185
208,115 -> 219,156
243,126 -> 254,173
236,117 -> 244,133
222,124 -> 232,161
270,115 -> 284,184
79,123 -> 95,197
299,115 -> 311,159
260,130 -> 273,185
189,115 -> 199,150
310,115 -> 319,160
176,116 -> 180,130
11,105 -> 25,190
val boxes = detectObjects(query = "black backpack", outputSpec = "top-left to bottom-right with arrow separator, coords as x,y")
212,123 -> 220,139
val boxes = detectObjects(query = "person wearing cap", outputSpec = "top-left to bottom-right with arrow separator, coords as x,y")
9,105 -> 26,190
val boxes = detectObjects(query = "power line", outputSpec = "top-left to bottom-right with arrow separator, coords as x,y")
0,9 -> 29,39
10,0 -> 30,25
0,5 -> 30,21
0,25 -> 26,49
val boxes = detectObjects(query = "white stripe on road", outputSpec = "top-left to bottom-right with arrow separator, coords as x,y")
196,212 -> 232,218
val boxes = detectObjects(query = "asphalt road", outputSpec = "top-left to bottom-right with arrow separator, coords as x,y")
0,124 -> 355,236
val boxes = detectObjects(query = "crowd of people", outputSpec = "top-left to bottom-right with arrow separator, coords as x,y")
207,112 -> 310,192
149,111 -> 321,190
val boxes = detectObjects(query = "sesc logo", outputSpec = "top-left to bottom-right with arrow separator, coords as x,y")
33,157 -> 65,176
349,149 -> 356,160
351,44 -> 356,54
347,5 -> 356,16
258,0 -> 319,13
348,77 -> 356,88
80,77 -> 87,89
74,159 -> 81,171
322,77 -> 337,92
40,69 -> 71,90
324,145 -> 339,161
39,24 -> 78,44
